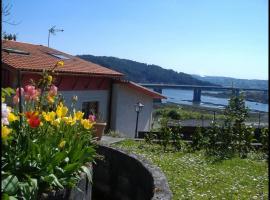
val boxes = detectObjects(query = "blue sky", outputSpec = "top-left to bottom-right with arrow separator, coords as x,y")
2,0 -> 268,80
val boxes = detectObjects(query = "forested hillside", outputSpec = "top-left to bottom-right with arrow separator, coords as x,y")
192,75 -> 268,90
78,55 -> 216,86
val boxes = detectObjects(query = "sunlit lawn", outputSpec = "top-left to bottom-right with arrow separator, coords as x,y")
113,140 -> 268,200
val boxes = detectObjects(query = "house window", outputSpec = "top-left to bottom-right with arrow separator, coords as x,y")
47,52 -> 70,60
3,47 -> 30,55
82,101 -> 99,118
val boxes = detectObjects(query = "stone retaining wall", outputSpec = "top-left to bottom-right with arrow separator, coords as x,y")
93,145 -> 172,200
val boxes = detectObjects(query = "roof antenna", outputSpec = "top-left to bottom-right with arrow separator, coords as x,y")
48,26 -> 64,47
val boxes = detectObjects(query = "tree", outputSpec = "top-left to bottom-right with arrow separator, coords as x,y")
203,92 -> 254,159
223,92 -> 254,158
2,2 -> 19,40
2,3 -> 18,25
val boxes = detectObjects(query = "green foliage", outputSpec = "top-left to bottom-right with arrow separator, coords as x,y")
260,127 -> 269,155
167,110 -> 181,120
191,127 -> 206,151
144,129 -> 158,144
158,117 -> 172,151
153,105 -> 225,121
224,93 -> 254,158
1,87 -> 15,101
146,116 -> 186,152
2,114 -> 96,198
203,121 -> 231,159
202,92 -> 257,160
3,33 -> 17,41
193,75 -> 268,90
114,140 -> 268,200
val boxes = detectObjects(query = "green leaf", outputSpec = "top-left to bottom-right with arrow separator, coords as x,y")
8,196 -> 18,200
43,174 -> 64,189
81,166 -> 92,183
63,163 -> 80,174
18,180 -> 38,200
1,175 -> 19,195
51,151 -> 67,166
2,87 -> 15,97
1,193 -> 10,200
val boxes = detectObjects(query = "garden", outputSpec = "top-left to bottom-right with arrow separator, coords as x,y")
2,62 -> 97,199
114,93 -> 269,199
113,140 -> 268,199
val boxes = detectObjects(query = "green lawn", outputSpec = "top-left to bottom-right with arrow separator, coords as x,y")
112,140 -> 268,200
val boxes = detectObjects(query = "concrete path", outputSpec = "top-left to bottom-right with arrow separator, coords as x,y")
100,136 -> 125,145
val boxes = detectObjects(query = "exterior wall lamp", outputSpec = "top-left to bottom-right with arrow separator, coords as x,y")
134,102 -> 144,138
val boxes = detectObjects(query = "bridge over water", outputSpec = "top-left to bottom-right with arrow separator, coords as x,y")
139,83 -> 268,102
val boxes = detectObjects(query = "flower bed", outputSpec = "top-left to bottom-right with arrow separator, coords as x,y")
2,62 -> 97,199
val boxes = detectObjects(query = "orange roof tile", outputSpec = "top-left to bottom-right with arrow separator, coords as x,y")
1,40 -> 123,77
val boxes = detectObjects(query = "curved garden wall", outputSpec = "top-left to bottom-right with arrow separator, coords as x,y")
93,145 -> 172,200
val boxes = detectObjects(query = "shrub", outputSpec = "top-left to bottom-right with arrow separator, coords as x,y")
203,92 -> 256,160
260,127 -> 269,155
158,117 -> 172,151
167,109 -> 181,120
191,126 -> 206,151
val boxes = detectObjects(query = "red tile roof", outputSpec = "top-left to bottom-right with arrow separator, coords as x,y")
2,40 -> 123,77
117,80 -> 167,99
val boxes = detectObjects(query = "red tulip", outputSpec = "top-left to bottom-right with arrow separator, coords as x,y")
25,111 -> 38,119
28,116 -> 41,128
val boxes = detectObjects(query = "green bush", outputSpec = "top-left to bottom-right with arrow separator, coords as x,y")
167,110 -> 181,120
202,93 -> 257,160
260,127 -> 269,155
191,127 -> 206,151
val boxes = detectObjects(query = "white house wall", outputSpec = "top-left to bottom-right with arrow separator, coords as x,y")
60,90 -> 109,122
111,84 -> 153,138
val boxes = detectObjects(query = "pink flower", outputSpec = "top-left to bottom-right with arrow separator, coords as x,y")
24,85 -> 35,96
13,95 -> 20,104
24,85 -> 39,101
88,115 -> 96,122
49,85 -> 58,96
33,89 -> 40,101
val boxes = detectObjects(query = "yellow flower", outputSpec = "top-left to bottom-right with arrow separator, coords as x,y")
56,103 -> 68,118
74,111 -> 84,121
47,95 -> 55,104
51,118 -> 61,127
58,140 -> 66,149
47,75 -> 53,83
62,115 -> 76,126
80,119 -> 93,130
8,112 -> 19,122
56,61 -> 64,67
2,126 -> 12,139
42,111 -> 56,122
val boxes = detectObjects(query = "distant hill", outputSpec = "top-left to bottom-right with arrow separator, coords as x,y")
192,75 -> 268,90
77,55 -> 216,86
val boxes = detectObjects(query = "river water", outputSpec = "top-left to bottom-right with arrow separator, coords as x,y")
161,89 -> 268,112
